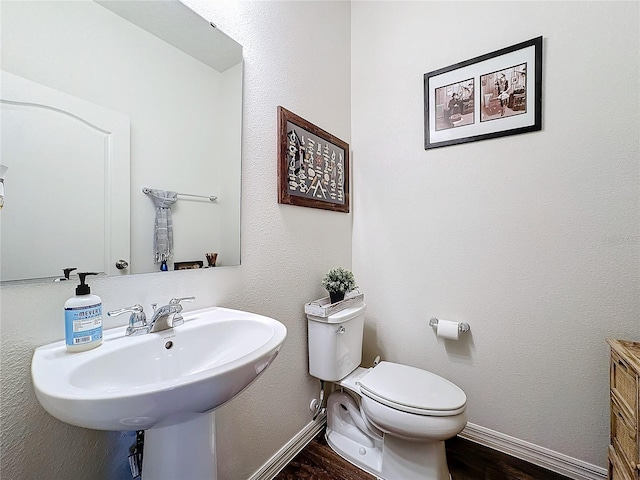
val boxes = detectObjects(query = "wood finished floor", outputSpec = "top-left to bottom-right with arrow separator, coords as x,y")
274,432 -> 572,480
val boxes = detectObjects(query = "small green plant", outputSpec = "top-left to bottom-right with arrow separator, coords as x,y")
321,267 -> 357,294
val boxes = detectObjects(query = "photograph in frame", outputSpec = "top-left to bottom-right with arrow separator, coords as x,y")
480,63 -> 528,122
424,36 -> 542,149
435,78 -> 475,131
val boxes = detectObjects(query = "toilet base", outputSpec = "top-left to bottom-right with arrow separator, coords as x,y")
326,390 -> 383,477
326,428 -> 383,478
326,391 -> 452,480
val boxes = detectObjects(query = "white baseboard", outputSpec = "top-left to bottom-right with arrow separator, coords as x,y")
248,416 -> 606,480
248,413 -> 327,480
459,423 -> 607,480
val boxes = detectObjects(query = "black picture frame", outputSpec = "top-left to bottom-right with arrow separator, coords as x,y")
424,36 -> 543,150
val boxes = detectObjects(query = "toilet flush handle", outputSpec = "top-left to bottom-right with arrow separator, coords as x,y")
336,326 -> 346,334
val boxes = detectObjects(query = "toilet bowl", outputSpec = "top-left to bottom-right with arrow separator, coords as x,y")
307,301 -> 467,480
359,361 -> 467,441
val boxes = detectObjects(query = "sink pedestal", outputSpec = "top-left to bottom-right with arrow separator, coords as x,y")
143,411 -> 217,480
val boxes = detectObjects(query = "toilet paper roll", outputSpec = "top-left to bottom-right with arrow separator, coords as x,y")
436,319 -> 460,340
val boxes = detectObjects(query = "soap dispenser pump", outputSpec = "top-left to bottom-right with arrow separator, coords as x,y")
64,272 -> 103,352
54,267 -> 77,282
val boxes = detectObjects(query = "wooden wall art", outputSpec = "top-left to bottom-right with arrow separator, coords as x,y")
278,106 -> 349,213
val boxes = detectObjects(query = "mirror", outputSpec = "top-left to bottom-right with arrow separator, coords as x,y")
0,0 -> 242,283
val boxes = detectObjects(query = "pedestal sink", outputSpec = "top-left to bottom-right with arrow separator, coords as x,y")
31,307 -> 287,479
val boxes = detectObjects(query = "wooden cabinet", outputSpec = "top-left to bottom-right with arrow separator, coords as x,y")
608,339 -> 640,480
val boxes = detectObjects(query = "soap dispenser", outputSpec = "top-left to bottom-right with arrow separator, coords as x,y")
64,272 -> 103,352
54,267 -> 77,282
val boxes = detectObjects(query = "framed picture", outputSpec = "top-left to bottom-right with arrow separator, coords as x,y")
424,36 -> 542,149
174,261 -> 203,270
278,106 -> 349,213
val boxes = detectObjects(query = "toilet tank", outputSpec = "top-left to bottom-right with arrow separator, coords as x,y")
307,302 -> 366,382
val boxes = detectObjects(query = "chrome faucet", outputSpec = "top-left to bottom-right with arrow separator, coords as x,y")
107,297 -> 195,336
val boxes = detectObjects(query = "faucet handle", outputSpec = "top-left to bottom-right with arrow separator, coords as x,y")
107,304 -> 148,336
168,297 -> 194,327
107,304 -> 144,317
169,296 -> 195,305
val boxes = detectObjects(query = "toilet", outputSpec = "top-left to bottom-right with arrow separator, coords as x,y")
307,301 -> 467,480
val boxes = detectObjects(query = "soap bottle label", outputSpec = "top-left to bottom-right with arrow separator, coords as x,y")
65,303 -> 103,346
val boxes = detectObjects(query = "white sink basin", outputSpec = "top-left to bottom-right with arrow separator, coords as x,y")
32,307 -> 287,431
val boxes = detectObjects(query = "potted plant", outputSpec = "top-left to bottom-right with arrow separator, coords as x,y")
322,267 -> 357,304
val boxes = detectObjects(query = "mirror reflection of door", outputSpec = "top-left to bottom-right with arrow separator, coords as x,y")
0,71 -> 130,282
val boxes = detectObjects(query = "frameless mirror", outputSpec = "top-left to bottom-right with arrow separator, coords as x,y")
0,0 -> 242,283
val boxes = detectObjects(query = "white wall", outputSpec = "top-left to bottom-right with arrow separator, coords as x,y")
352,0 -> 639,470
219,62 -> 243,266
0,1 -> 351,479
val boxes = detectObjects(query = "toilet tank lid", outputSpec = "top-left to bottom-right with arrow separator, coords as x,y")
307,302 -> 366,324
359,362 -> 466,415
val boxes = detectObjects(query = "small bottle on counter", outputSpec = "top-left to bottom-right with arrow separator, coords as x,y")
64,272 -> 103,352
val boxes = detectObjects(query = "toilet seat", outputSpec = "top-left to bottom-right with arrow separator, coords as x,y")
358,362 -> 466,417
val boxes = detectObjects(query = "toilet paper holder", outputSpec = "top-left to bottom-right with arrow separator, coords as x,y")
429,317 -> 470,333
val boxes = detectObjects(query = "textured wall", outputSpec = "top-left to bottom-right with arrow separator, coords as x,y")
351,0 -> 639,470
0,1 -> 351,479
5,1 -> 637,478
